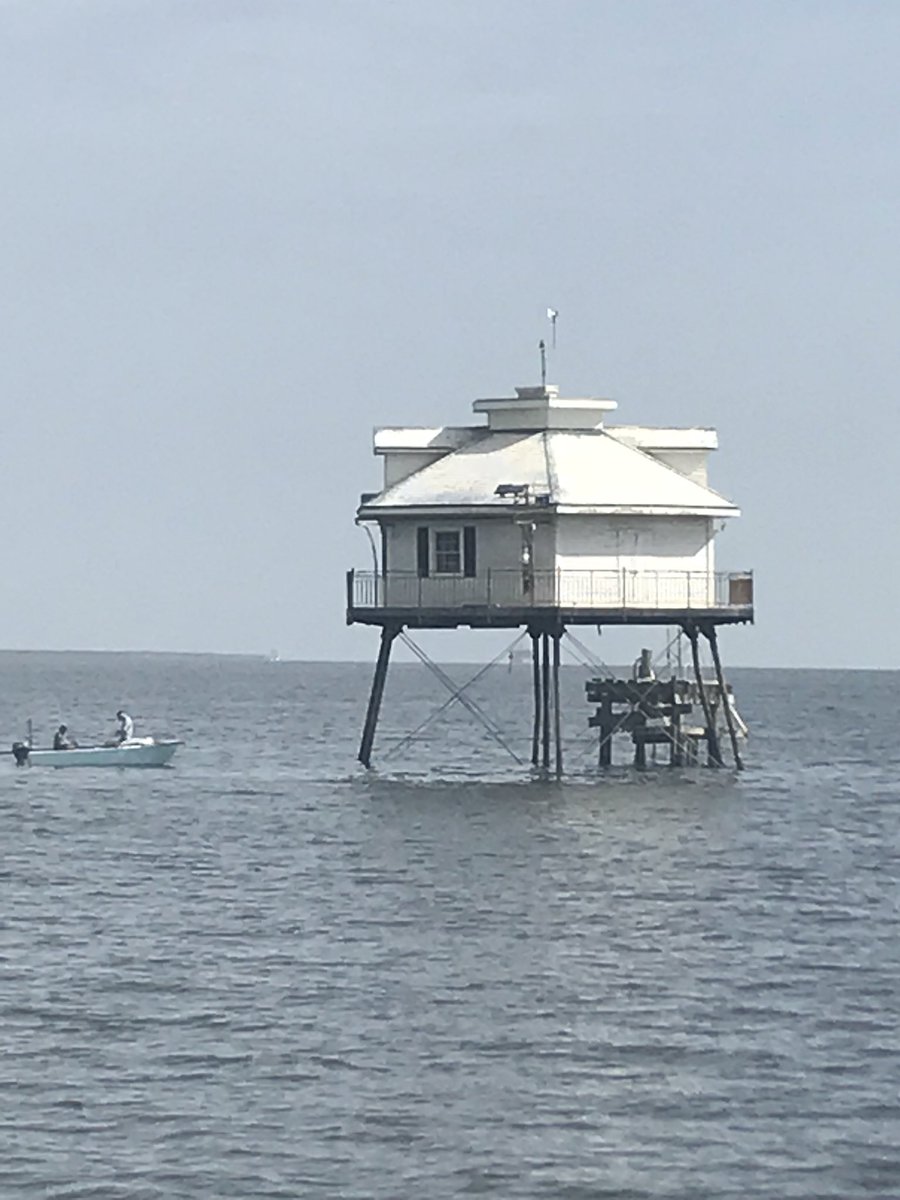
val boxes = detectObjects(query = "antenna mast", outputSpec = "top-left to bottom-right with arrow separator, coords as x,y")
538,308 -> 558,390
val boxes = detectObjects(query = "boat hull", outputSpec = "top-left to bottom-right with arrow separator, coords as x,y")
22,739 -> 181,768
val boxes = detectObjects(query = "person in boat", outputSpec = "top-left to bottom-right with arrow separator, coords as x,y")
53,724 -> 77,750
114,710 -> 135,743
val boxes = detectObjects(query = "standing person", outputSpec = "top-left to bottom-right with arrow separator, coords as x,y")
115,710 -> 134,743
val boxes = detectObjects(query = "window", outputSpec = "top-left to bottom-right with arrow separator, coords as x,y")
434,530 -> 461,575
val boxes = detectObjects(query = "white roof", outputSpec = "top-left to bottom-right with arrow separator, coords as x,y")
360,429 -> 738,518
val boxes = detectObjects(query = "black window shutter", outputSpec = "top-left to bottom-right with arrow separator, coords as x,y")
380,526 -> 388,576
463,526 -> 476,577
416,527 -> 430,578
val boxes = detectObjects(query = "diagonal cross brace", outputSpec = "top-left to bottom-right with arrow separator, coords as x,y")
384,631 -> 526,765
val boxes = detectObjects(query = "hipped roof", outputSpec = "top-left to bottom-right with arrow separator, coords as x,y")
359,429 -> 739,518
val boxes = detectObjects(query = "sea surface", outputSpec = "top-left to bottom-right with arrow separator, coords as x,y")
2,651 -> 900,1198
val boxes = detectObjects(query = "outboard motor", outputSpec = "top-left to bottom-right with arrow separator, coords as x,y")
11,741 -> 30,767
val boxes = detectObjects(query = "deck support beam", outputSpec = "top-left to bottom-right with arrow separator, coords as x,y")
685,621 -> 723,767
530,627 -> 541,765
703,621 -> 743,771
358,621 -> 401,768
552,631 -> 563,778
531,624 -> 564,775
541,632 -> 551,770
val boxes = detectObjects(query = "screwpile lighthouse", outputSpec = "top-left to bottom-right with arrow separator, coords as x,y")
347,379 -> 753,772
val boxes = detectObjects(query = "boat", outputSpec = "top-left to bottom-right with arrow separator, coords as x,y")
11,737 -> 182,768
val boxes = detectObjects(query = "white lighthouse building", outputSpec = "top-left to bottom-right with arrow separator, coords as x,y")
348,381 -> 752,769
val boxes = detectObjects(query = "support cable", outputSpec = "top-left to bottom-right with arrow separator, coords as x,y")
397,631 -> 525,764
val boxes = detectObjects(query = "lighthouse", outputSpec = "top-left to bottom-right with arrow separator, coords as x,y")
348,381 -> 752,772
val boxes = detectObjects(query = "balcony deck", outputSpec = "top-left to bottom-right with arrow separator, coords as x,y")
347,569 -> 754,630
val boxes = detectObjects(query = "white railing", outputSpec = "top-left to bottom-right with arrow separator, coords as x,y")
348,569 -> 753,612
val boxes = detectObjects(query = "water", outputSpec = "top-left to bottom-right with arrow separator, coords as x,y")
3,653 -> 900,1198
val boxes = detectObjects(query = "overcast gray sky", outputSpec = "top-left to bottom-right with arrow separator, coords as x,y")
1,0 -> 898,667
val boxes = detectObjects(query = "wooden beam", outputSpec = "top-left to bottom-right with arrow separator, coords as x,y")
586,679 -> 678,704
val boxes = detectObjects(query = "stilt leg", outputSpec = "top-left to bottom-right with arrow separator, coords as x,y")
541,631 -> 551,770
670,701 -> 684,767
686,623 -> 722,767
552,630 -> 563,778
358,623 -> 400,768
530,628 -> 541,766
598,695 -> 613,767
704,623 -> 744,771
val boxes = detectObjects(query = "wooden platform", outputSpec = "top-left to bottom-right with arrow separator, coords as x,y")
586,672 -> 734,768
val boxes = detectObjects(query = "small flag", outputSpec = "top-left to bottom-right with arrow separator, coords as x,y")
547,307 -> 558,348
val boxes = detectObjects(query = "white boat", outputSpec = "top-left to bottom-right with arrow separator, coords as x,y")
12,737 -> 182,768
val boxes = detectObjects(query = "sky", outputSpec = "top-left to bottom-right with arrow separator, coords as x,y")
1,0 -> 899,666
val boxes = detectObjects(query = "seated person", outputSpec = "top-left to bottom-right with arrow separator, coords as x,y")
53,724 -> 77,750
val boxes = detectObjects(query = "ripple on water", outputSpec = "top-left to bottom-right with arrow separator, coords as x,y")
3,660 -> 900,1198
